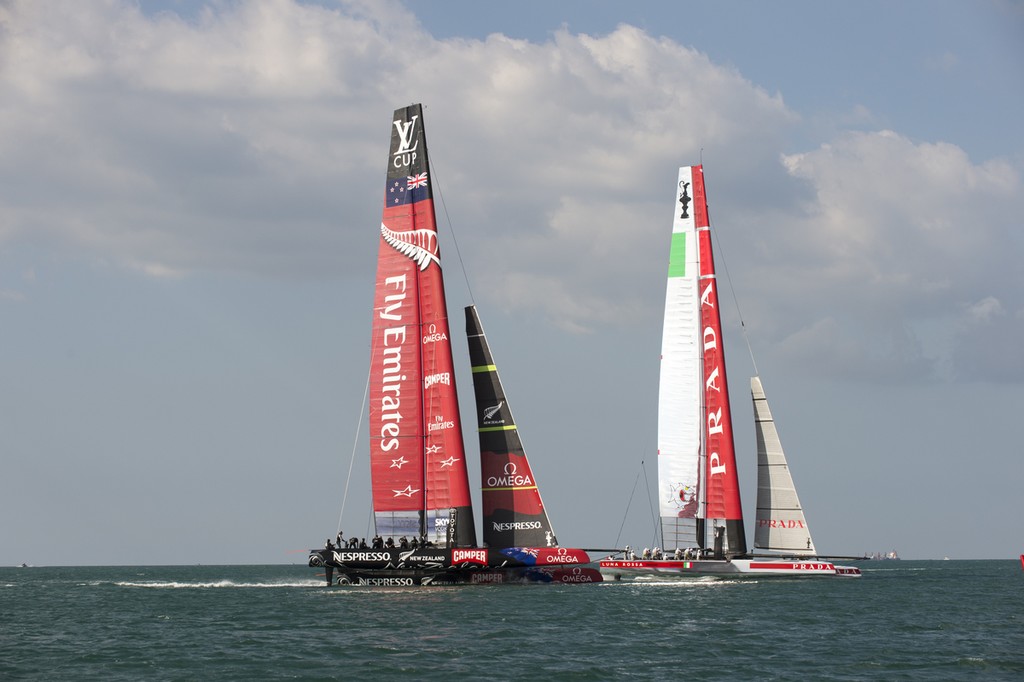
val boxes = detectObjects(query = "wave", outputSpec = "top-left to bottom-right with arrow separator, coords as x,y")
113,579 -> 322,589
600,577 -> 753,587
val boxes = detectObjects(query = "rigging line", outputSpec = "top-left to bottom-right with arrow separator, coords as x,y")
428,154 -> 475,305
642,458 -> 660,549
613,458 -> 645,548
705,166 -> 759,377
336,362 -> 372,536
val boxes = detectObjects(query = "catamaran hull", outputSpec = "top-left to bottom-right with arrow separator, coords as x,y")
309,547 -> 603,586
321,566 -> 603,587
599,558 -> 861,579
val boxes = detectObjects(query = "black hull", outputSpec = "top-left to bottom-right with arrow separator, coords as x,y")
308,547 -> 601,586
324,567 -> 601,587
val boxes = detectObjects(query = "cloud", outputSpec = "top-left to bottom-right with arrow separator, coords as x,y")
0,0 -> 396,278
925,50 -> 960,72
952,297 -> 1024,382
1,0 -> 1020,383
0,1 -> 791,286
0,288 -> 25,302
762,130 -> 1024,381
775,316 -> 935,384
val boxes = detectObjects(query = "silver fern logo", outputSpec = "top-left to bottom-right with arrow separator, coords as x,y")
381,223 -> 440,271
483,401 -> 504,420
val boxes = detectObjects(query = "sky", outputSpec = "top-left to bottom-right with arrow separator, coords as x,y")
2,0 -> 1022,566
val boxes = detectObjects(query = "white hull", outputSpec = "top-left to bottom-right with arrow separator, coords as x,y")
599,558 -> 861,579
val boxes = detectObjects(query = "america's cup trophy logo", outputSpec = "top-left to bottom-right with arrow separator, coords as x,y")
678,179 -> 691,219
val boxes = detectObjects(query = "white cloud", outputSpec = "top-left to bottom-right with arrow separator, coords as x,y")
1,0 -> 1020,383
925,50 -> 960,72
967,296 -> 1004,322
0,1 -> 790,286
0,0 -> 400,276
0,288 -> 25,302
952,297 -> 1024,382
0,0 -> 793,298
762,130 -> 1024,381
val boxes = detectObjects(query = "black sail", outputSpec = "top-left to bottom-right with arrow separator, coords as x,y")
465,305 -> 557,548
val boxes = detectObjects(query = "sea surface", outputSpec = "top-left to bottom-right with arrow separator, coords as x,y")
2,560 -> 1021,680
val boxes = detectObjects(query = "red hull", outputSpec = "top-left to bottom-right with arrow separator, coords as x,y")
599,557 -> 861,578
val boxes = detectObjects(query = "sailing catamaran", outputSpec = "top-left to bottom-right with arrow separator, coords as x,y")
308,104 -> 600,586
600,166 -> 860,579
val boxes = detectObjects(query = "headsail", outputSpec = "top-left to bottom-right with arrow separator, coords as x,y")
752,376 -> 816,555
465,305 -> 558,548
368,104 -> 475,547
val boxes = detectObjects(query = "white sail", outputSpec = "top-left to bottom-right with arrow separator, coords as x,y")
600,167 -> 862,580
658,166 -> 703,548
751,376 -> 816,555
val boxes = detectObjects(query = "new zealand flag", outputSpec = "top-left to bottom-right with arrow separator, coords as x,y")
384,172 -> 430,208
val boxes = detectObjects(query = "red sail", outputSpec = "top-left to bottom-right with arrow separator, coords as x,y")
369,104 -> 475,545
693,166 -> 746,552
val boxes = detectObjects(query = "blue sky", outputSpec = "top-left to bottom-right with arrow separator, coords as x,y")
2,0 -> 1022,565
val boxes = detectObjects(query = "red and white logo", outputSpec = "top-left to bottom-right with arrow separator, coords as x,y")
486,462 -> 533,488
452,549 -> 488,565
544,547 -> 581,564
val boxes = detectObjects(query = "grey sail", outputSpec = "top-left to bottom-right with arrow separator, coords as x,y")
752,376 -> 816,555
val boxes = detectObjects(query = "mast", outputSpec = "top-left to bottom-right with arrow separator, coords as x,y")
368,104 -> 476,547
465,305 -> 558,548
693,165 -> 747,557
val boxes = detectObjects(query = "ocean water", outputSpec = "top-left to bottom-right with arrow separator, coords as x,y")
2,560 -> 1021,680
